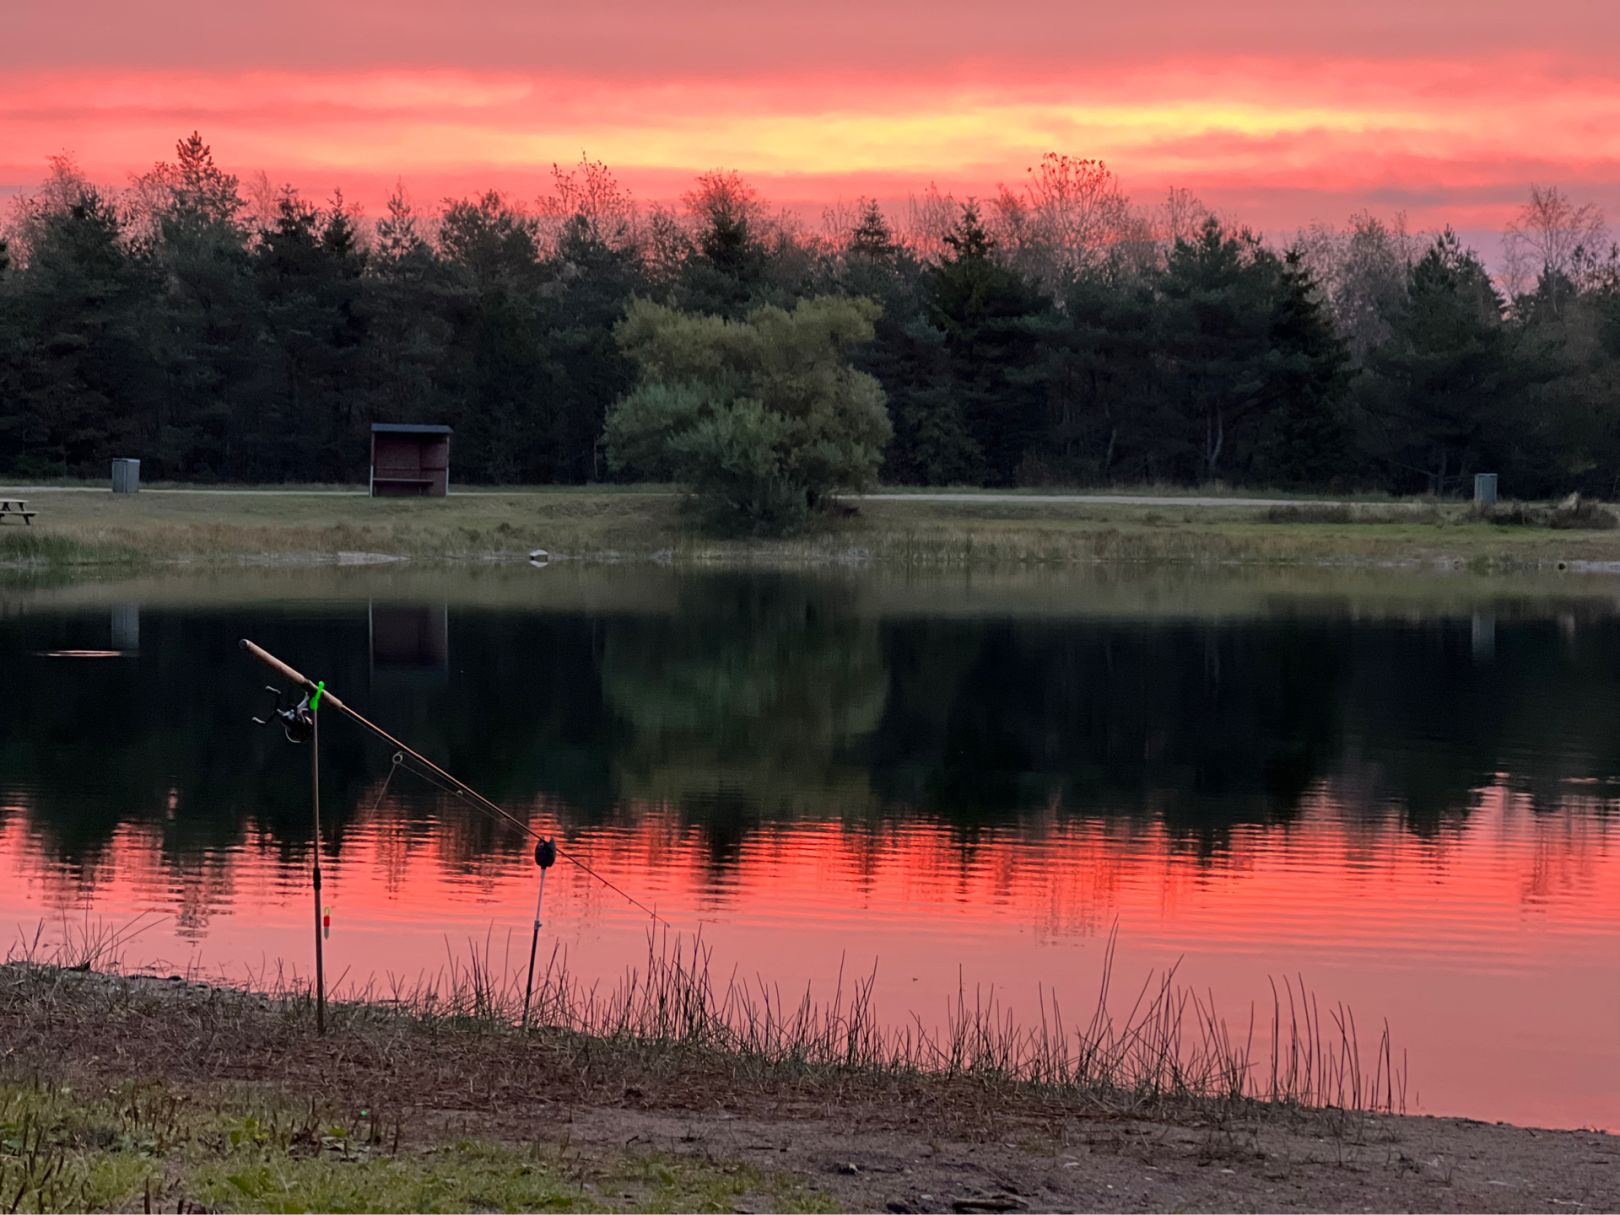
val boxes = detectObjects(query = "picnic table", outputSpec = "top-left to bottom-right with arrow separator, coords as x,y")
0,499 -> 36,525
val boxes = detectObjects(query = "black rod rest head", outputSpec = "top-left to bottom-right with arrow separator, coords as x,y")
535,838 -> 557,869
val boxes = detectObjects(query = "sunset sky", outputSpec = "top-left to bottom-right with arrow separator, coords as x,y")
5,0 -> 1620,240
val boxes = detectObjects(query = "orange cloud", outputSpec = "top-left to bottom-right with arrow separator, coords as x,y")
3,53 -> 1618,235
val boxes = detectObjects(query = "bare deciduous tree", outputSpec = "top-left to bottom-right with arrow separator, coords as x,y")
682,169 -> 765,232
987,184 -> 1043,280
904,182 -> 958,262
1159,186 -> 1212,247
6,155 -> 97,262
641,203 -> 690,286
1024,154 -> 1131,265
819,198 -> 864,249
1503,184 -> 1608,297
240,170 -> 282,239
1292,211 -> 1417,359
1334,211 -> 1415,357
537,153 -> 639,252
985,154 -> 1134,289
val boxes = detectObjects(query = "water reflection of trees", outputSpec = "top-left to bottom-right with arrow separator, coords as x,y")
868,618 -> 1347,847
4,581 -> 1620,881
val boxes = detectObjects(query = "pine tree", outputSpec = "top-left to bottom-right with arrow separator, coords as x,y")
436,192 -> 547,481
168,132 -> 245,235
920,202 -> 1050,484
539,215 -> 648,481
364,186 -> 454,442
146,132 -> 257,478
1365,230 -> 1526,493
1244,250 -> 1352,487
1029,264 -> 1166,482
374,185 -> 427,263
7,189 -> 158,475
252,190 -> 369,479
848,199 -> 899,264
1157,218 -> 1279,482
677,171 -> 772,318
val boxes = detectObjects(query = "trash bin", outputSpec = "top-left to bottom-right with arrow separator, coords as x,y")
111,459 -> 140,494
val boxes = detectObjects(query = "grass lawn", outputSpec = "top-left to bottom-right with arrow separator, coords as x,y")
2,484 -> 1619,571
0,1077 -> 833,1213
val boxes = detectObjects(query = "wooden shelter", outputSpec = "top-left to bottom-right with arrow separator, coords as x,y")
369,424 -> 451,497
369,602 -> 450,685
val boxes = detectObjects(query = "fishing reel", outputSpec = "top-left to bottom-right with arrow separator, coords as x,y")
252,685 -> 315,744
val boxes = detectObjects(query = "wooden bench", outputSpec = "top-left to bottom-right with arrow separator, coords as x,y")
0,499 -> 35,526
370,476 -> 438,497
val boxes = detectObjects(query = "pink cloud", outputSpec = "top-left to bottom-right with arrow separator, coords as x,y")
3,14 -> 1618,238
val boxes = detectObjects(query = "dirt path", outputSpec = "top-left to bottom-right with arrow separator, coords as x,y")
512,1103 -> 1617,1213
0,484 -> 1354,508
859,491 -> 1354,508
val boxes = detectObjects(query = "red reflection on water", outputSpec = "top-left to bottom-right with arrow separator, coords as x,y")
2,780 -> 1616,1131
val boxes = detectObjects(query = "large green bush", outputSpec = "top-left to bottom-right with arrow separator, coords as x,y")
604,296 -> 892,531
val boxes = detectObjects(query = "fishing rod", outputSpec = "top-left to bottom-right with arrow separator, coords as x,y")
241,638 -> 664,922
241,638 -> 667,1029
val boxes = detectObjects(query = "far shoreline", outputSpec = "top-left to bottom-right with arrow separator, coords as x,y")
5,482 -> 1620,575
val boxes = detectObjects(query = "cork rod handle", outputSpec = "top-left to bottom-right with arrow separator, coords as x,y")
239,639 -> 347,712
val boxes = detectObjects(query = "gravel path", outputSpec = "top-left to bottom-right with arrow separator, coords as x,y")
0,484 -> 1369,508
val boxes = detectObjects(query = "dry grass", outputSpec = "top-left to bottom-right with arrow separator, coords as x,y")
4,922 -> 1405,1135
1469,497 -> 1620,530
1261,503 -> 1446,526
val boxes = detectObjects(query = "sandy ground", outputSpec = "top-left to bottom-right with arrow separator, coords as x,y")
859,492 -> 1361,509
505,1103 -> 1618,1214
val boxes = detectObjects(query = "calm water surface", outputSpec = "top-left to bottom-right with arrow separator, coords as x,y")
1,566 -> 1616,1131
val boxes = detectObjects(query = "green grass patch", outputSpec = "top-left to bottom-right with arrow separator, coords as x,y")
0,1079 -> 832,1213
0,531 -> 144,567
9,484 -> 1620,570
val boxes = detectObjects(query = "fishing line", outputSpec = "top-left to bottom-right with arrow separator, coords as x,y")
385,752 -> 666,927
365,752 -> 405,817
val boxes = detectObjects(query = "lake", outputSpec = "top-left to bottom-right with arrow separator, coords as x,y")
1,564 -> 1616,1131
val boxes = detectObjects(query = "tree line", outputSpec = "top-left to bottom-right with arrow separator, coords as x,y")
3,134 -> 1618,500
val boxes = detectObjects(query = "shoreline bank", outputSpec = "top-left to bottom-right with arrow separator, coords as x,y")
5,486 -> 1620,575
0,962 -> 1611,1213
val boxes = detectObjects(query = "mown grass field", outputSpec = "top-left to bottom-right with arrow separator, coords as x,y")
2,484 -> 1619,571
